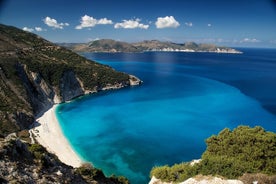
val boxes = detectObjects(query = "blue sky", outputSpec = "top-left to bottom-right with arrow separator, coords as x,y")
1,0 -> 276,47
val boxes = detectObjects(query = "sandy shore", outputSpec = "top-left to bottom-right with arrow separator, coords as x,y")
30,105 -> 83,168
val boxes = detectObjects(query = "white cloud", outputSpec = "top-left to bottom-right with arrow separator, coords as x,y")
155,16 -> 180,29
114,19 -> 149,29
22,27 -> 34,32
43,16 -> 69,29
76,15 -> 113,29
23,26 -> 46,32
76,15 -> 97,29
185,22 -> 193,27
35,27 -> 45,32
241,38 -> 260,43
207,23 -> 212,27
97,18 -> 113,25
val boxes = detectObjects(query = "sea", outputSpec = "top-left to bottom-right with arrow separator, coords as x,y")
56,48 -> 276,184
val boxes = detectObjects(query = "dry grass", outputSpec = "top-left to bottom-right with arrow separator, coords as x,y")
239,173 -> 276,184
17,130 -> 31,143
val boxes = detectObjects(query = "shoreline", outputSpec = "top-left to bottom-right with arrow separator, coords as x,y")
30,105 -> 83,168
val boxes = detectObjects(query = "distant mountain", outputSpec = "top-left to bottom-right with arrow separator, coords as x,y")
62,39 -> 242,54
132,40 -> 183,52
61,39 -> 140,53
0,24 -> 140,136
88,39 -> 139,52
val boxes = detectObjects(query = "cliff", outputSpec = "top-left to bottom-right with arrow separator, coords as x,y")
0,24 -> 141,136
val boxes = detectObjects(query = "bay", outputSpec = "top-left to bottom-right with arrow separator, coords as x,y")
56,48 -> 276,183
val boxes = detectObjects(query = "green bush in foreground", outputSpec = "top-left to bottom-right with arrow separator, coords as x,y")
76,163 -> 129,184
150,126 -> 276,182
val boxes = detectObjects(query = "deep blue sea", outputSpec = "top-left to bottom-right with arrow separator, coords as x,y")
56,48 -> 276,184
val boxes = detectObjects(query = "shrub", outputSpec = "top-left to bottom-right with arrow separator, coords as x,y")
76,163 -> 105,180
76,163 -> 130,183
28,143 -> 46,159
110,175 -> 130,184
150,126 -> 276,182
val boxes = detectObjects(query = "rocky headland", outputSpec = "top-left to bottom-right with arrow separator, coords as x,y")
0,23 -> 141,137
0,24 -> 141,183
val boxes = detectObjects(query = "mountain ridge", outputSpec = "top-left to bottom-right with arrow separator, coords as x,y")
60,39 -> 242,54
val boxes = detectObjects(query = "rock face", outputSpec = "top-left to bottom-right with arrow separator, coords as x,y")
149,175 -> 276,184
16,63 -> 55,115
0,134 -> 86,183
60,70 -> 84,102
180,176 -> 244,184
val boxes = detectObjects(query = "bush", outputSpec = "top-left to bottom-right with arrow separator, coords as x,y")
28,143 -> 46,159
76,163 -> 105,180
76,163 -> 130,183
202,126 -> 276,177
110,175 -> 130,184
150,126 -> 276,182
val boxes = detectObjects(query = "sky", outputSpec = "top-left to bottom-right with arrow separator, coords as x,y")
1,0 -> 276,48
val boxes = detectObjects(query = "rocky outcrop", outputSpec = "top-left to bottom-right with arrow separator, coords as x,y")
129,75 -> 143,86
0,134 -> 128,184
180,176 -> 244,184
100,75 -> 142,91
149,175 -> 276,184
0,134 -> 87,183
149,176 -> 244,184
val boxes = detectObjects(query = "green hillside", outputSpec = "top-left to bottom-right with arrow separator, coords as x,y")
0,24 -> 134,136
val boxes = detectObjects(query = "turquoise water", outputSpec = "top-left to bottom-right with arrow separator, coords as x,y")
56,49 -> 276,183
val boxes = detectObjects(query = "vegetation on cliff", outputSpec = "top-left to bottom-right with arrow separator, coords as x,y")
150,126 -> 276,183
0,24 -> 133,136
